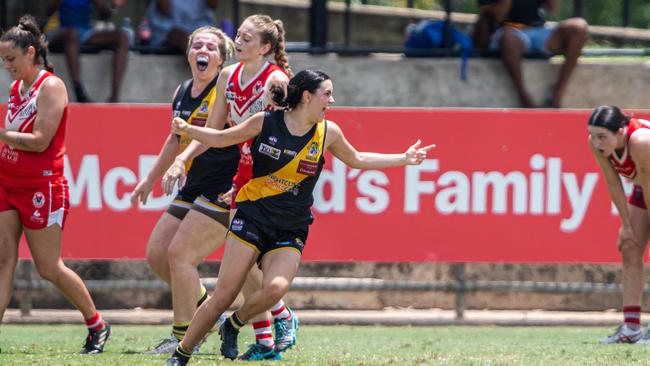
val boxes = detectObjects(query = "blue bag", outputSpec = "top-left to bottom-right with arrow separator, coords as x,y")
405,19 -> 474,80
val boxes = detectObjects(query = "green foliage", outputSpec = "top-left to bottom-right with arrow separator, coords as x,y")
2,324 -> 650,365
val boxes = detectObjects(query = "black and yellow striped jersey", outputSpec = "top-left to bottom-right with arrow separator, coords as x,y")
236,110 -> 327,229
172,76 -> 240,183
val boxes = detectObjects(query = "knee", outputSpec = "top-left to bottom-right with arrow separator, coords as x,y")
167,240 -> 194,269
620,242 -> 644,265
34,261 -> 63,282
564,18 -> 589,39
263,280 -> 290,304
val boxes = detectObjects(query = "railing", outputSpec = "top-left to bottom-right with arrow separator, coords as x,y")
13,262 -> 629,320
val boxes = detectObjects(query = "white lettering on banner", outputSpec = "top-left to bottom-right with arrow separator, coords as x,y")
316,154 -> 600,232
313,158 -> 389,213
64,155 -> 174,211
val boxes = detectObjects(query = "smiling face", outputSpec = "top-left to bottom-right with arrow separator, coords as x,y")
304,79 -> 335,121
0,41 -> 35,80
187,32 -> 223,81
588,125 -> 623,157
234,20 -> 271,62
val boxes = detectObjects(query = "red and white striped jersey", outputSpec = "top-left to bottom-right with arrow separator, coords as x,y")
609,118 -> 650,180
0,70 -> 67,183
225,61 -> 286,187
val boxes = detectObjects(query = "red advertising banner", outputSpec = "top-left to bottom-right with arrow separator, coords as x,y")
1,105 -> 641,263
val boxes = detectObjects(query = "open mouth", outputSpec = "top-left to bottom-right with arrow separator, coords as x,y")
196,55 -> 209,71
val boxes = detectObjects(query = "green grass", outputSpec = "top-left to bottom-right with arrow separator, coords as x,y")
1,325 -> 650,365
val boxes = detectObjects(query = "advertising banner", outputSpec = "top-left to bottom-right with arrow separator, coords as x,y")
1,105 -> 640,263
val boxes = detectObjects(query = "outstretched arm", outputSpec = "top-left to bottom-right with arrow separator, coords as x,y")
172,112 -> 264,149
325,121 -> 434,170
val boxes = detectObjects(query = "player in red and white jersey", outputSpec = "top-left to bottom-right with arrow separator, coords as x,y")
0,15 -> 110,354
162,14 -> 298,361
588,106 -> 650,344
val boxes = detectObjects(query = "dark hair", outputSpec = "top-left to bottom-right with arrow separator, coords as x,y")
271,69 -> 330,109
0,15 -> 54,72
588,105 -> 630,133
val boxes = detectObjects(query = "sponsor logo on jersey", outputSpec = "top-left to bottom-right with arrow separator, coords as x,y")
268,136 -> 278,145
259,143 -> 281,160
297,160 -> 319,176
32,192 -> 45,208
283,149 -> 297,157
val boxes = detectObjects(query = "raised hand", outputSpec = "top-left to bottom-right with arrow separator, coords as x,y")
404,139 -> 436,165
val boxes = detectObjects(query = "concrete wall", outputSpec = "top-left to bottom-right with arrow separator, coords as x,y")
2,53 -> 649,108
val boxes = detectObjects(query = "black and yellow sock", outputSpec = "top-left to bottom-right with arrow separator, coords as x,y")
229,311 -> 246,329
196,284 -> 208,307
173,344 -> 192,363
172,321 -> 191,341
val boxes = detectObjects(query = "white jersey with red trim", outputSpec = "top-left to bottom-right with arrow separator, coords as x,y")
0,70 -> 67,184
609,118 -> 650,180
225,61 -> 286,188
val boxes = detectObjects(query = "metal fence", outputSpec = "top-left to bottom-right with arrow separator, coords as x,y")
13,262 -> 629,320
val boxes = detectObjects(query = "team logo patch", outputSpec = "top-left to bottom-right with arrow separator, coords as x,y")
253,80 -> 263,96
297,160 -> 318,176
306,142 -> 319,161
294,237 -> 305,250
231,218 -> 244,231
268,136 -> 278,145
32,192 -> 45,208
199,101 -> 210,114
259,143 -> 281,160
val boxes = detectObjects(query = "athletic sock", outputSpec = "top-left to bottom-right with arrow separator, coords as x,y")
624,305 -> 642,329
270,301 -> 291,321
84,312 -> 105,332
173,344 -> 192,363
229,312 -> 246,329
252,320 -> 274,348
172,321 -> 191,341
196,284 -> 208,307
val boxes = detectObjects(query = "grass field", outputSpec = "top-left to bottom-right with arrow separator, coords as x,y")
1,324 -> 650,365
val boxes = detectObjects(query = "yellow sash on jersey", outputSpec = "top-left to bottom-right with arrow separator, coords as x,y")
237,120 -> 326,202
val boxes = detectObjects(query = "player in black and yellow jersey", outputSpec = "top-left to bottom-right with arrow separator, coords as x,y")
130,26 -> 239,355
164,69 -> 435,366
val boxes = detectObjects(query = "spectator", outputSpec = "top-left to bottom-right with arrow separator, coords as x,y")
147,0 -> 218,53
477,0 -> 587,108
45,0 -> 129,103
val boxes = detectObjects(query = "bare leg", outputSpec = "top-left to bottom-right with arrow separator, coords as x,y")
146,212 -> 182,284
499,28 -> 534,108
0,210 -> 21,322
242,266 -> 274,326
168,210 -> 228,323
620,204 -> 650,307
85,30 -> 129,102
25,225 -> 96,319
179,237 -> 257,351
544,18 -> 588,108
236,250 -> 301,322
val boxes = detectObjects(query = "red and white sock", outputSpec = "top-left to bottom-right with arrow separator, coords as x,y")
252,320 -> 274,348
270,300 -> 291,321
85,312 -> 105,331
624,305 -> 641,329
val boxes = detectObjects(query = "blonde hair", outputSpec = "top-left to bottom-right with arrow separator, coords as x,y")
186,26 -> 235,71
245,14 -> 293,77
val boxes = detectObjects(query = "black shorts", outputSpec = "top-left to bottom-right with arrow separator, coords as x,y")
167,185 -> 230,227
228,209 -> 307,262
